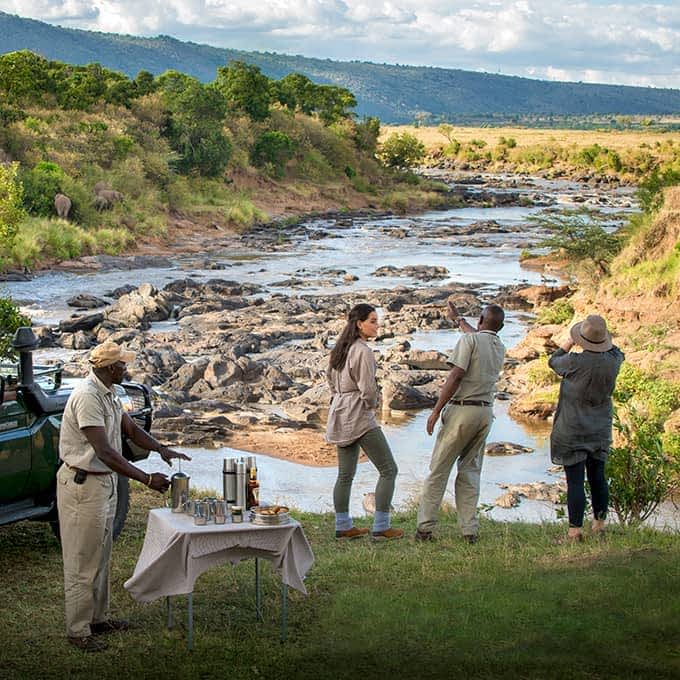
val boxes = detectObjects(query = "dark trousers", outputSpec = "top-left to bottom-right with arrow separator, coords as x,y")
564,457 -> 608,528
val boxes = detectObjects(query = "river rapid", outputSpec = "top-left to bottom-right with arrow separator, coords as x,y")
11,172 -> 665,526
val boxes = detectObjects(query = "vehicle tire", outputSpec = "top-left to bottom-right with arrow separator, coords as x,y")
49,474 -> 131,541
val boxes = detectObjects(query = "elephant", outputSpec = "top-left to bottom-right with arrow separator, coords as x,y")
93,181 -> 111,195
97,189 -> 123,204
94,195 -> 111,211
54,193 -> 72,220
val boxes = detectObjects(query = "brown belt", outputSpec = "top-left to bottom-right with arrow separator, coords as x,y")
64,462 -> 113,476
450,399 -> 492,407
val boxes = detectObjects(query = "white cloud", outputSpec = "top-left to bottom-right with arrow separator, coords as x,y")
1,0 -> 679,87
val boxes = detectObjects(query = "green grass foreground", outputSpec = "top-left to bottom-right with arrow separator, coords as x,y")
1,486 -> 678,679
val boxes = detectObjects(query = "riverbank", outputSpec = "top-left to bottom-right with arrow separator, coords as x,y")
1,489 -> 678,679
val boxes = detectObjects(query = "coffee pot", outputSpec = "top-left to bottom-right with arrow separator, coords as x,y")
170,469 -> 190,513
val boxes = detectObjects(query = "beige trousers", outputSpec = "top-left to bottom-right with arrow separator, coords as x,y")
417,403 -> 493,536
56,464 -> 117,638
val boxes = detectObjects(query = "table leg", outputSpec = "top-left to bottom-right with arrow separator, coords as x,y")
188,592 -> 193,651
281,583 -> 288,642
166,596 -> 173,629
255,558 -> 263,621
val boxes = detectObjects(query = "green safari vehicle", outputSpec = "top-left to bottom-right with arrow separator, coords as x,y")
0,327 -> 153,539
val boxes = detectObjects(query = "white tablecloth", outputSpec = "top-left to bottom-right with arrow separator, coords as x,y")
124,509 -> 314,603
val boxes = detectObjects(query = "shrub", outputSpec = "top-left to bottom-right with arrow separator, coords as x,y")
20,161 -> 65,216
614,363 -> 680,424
526,356 -> 560,388
535,298 -> 574,325
0,162 -> 25,251
0,295 -> 30,359
252,131 -> 296,178
607,407 -> 680,525
379,133 -> 425,169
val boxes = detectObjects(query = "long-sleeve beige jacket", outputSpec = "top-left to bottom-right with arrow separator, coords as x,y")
325,339 -> 379,447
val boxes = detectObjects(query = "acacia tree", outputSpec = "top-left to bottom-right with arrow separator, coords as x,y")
215,61 -> 271,121
533,209 -> 623,276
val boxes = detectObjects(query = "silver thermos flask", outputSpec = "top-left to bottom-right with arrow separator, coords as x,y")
170,471 -> 190,512
223,458 -> 237,505
236,460 -> 247,510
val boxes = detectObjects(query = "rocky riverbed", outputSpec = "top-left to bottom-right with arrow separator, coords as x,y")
13,173 -> 646,518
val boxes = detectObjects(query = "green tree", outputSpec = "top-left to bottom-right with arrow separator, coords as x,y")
133,70 -> 156,97
0,163 -> 25,249
157,72 -> 231,176
0,50 -> 53,102
353,117 -> 381,154
0,296 -> 30,360
272,73 -> 317,115
378,132 -> 426,169
313,85 -> 357,125
215,61 -> 271,121
251,131 -> 296,178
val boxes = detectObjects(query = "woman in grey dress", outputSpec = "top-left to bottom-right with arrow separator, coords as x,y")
326,303 -> 403,541
549,315 -> 624,543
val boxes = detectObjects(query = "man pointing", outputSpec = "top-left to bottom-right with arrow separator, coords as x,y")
416,302 -> 505,544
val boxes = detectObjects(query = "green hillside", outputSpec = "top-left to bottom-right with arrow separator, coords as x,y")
2,11 -> 680,124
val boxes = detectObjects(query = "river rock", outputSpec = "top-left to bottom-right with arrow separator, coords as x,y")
106,283 -> 172,329
485,441 -> 535,456
498,481 -> 566,503
495,490 -> 521,508
59,330 -> 96,349
34,326 -> 57,348
105,284 -> 137,298
204,358 -> 244,388
405,349 -> 450,370
381,380 -> 435,410
59,312 -> 104,333
67,294 -> 109,309
373,265 -> 449,281
162,358 -> 210,396
506,324 -> 562,362
516,284 -> 571,306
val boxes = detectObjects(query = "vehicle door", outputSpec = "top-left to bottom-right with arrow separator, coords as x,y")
0,377 -> 34,503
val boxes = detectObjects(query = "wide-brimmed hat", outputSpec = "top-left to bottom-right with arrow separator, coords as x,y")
570,315 -> 612,352
89,341 -> 135,368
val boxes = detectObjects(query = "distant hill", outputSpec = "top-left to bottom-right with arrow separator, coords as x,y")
2,11 -> 680,124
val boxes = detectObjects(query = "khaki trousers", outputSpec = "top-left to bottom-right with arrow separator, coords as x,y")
56,464 -> 117,638
417,403 -> 493,536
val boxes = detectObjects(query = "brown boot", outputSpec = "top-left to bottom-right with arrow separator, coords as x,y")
335,527 -> 369,540
371,527 -> 404,541
68,636 -> 108,652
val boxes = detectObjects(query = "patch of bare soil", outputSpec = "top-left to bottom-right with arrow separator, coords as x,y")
227,428 -> 338,467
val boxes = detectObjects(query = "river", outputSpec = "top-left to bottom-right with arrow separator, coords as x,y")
12,173 -> 673,527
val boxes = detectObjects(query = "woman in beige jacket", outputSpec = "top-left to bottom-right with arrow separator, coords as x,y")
326,303 -> 403,541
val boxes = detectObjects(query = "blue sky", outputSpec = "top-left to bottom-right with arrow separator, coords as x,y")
3,1 -> 679,88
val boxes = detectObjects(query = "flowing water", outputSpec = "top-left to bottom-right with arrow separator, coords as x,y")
13,176 -> 673,527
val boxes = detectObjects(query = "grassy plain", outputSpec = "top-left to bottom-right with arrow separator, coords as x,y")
1,486 -> 678,680
382,125 -> 679,153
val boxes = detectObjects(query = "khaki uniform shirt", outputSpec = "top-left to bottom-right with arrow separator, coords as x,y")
325,339 -> 379,447
447,330 -> 506,402
59,372 -> 123,472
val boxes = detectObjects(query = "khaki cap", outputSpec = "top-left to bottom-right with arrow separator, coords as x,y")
89,341 -> 135,368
